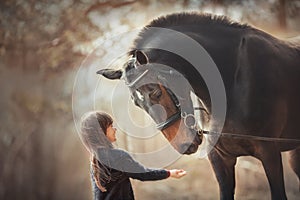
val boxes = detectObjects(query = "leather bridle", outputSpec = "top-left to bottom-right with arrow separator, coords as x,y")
124,64 -> 200,133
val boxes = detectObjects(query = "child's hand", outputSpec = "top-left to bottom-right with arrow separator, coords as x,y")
169,169 -> 187,178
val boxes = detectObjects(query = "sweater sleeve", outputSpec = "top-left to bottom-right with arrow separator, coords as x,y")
114,149 -> 170,181
126,168 -> 170,181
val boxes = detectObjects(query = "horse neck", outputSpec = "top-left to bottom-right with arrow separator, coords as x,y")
185,26 -> 245,113
143,24 -> 245,114
190,25 -> 245,111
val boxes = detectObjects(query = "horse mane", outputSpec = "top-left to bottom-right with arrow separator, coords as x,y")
285,35 -> 300,50
147,12 -> 250,29
130,12 -> 250,53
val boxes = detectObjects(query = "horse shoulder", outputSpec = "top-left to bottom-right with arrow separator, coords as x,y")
230,32 -> 292,136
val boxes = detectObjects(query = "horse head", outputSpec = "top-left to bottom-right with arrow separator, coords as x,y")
97,50 -> 202,155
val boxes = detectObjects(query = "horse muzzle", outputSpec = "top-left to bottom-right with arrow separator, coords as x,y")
180,131 -> 202,154
181,142 -> 199,155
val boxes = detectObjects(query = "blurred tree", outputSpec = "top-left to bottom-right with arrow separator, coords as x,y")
278,0 -> 287,29
1,0 -> 299,200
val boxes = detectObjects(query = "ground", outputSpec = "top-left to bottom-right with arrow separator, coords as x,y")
133,152 -> 299,200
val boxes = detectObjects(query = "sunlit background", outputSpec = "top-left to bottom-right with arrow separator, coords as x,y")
1,0 -> 300,199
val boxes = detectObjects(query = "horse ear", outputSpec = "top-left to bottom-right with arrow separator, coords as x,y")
135,50 -> 149,65
96,69 -> 122,80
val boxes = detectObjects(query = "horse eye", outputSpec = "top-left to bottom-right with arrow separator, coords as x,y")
150,89 -> 162,100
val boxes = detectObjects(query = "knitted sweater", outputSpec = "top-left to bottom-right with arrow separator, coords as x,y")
90,149 -> 170,200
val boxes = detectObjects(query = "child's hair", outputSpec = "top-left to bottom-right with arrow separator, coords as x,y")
79,111 -> 114,192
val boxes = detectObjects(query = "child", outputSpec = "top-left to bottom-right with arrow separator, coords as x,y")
79,111 -> 187,200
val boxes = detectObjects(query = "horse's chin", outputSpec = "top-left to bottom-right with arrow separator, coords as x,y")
179,134 -> 203,155
179,143 -> 199,155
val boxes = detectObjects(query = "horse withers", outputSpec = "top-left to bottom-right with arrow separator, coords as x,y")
98,12 -> 300,200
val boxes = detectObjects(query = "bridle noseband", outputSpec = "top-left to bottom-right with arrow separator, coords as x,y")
155,111 -> 182,131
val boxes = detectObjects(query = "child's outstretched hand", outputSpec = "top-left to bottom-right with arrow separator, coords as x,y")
169,169 -> 187,178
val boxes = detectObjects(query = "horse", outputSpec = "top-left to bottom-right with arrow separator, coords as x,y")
97,12 -> 300,200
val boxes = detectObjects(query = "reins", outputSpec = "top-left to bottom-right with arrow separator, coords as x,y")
194,107 -> 300,143
198,129 -> 300,143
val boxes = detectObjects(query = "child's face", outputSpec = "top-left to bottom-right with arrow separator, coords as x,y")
106,124 -> 117,142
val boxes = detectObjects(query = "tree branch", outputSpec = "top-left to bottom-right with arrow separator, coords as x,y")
85,0 -> 138,16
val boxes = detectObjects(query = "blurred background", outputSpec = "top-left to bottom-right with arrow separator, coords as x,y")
1,0 -> 300,199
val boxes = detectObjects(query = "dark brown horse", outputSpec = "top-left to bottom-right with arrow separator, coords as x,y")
97,12 -> 300,200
